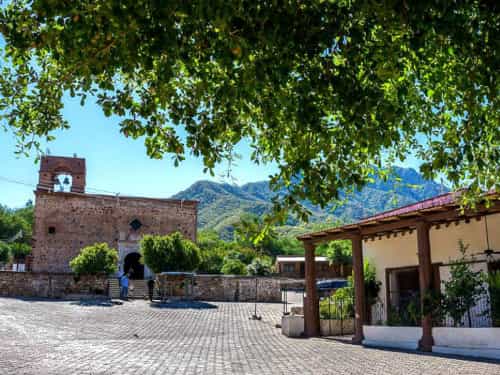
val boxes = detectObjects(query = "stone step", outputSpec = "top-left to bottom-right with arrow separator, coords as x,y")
108,278 -> 159,299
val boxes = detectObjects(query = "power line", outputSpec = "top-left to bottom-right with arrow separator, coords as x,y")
0,175 -> 122,196
0,176 -> 36,188
86,187 -> 121,195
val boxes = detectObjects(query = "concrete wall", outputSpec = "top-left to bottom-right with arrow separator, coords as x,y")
433,327 -> 500,360
32,191 -> 197,273
0,271 -> 108,299
363,212 -> 500,322
193,275 -> 284,302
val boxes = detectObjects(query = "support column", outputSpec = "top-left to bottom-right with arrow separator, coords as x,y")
304,241 -> 320,337
352,233 -> 365,344
416,220 -> 434,352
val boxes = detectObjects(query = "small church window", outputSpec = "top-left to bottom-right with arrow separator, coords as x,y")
48,226 -> 56,234
130,219 -> 142,231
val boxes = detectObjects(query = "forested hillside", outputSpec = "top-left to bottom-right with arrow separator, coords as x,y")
173,166 -> 448,238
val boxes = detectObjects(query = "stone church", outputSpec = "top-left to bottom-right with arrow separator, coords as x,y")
31,155 -> 198,279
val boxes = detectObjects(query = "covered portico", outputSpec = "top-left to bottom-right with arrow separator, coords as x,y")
298,192 -> 500,351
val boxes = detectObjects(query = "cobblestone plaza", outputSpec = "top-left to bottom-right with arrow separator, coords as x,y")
1,298 -> 499,374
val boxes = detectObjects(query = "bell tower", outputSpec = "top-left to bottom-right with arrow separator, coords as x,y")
37,155 -> 86,193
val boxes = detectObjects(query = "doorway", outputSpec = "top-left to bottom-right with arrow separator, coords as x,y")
124,252 -> 144,280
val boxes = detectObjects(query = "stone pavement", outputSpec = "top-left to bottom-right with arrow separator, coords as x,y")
0,297 -> 499,375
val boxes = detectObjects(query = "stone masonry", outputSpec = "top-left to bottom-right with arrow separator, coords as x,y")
0,271 -> 108,299
192,275 -> 284,302
31,155 -> 198,273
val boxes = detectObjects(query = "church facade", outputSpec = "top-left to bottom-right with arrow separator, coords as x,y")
31,155 -> 198,279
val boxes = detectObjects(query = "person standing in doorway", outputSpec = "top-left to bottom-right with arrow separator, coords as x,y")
120,272 -> 130,300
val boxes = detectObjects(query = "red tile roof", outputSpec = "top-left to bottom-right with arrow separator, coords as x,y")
358,192 -> 457,223
297,190 -> 499,241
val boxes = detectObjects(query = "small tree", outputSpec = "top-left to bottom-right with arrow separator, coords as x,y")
326,240 -> 352,266
442,241 -> 486,327
140,232 -> 201,274
487,271 -> 500,327
198,246 -> 227,274
247,257 -> 273,276
221,258 -> 247,275
0,241 -> 9,264
69,243 -> 118,276
9,242 -> 31,261
364,261 -> 381,308
225,247 -> 258,264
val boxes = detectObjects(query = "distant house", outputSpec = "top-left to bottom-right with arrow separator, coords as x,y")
275,255 -> 351,279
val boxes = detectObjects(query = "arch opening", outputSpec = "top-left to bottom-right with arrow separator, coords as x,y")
123,252 -> 144,280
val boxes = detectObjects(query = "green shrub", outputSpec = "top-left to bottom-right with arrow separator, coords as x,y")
441,241 -> 486,327
69,243 -> 118,275
221,258 -> 247,275
140,232 -> 201,273
319,282 -> 354,320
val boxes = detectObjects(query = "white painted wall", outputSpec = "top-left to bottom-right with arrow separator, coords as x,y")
363,326 -> 422,350
433,327 -> 500,360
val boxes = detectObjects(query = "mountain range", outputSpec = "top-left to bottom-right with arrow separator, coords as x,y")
172,166 -> 448,238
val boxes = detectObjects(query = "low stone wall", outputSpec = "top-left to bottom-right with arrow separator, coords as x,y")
0,272 -> 287,302
193,275 -> 286,302
0,271 -> 108,299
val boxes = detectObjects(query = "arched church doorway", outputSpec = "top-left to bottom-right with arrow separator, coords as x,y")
124,252 -> 144,280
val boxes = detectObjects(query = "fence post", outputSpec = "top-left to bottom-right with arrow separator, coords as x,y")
340,298 -> 344,336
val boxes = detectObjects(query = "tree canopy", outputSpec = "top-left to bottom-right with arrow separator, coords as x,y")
1,2 -> 498,220
0,203 -> 33,263
0,203 -> 33,245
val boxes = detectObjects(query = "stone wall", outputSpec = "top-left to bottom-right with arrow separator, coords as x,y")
33,191 -> 198,273
192,275 -> 286,302
0,271 -> 108,299
0,273 -> 289,302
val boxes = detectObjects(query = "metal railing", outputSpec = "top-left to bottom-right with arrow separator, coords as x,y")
319,294 -> 355,336
371,290 -> 494,328
441,292 -> 492,328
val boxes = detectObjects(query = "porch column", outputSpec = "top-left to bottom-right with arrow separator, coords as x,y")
351,232 -> 365,344
304,241 -> 320,337
416,220 -> 434,352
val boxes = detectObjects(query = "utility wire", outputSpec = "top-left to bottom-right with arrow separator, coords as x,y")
0,175 -> 122,196
0,176 -> 36,188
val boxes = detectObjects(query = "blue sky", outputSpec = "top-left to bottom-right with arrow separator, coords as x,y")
1,94 -> 427,209
0,96 -> 278,208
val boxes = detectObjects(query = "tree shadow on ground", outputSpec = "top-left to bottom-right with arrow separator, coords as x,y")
319,337 -> 500,365
0,296 -> 118,307
69,298 -> 118,307
150,300 -> 218,310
